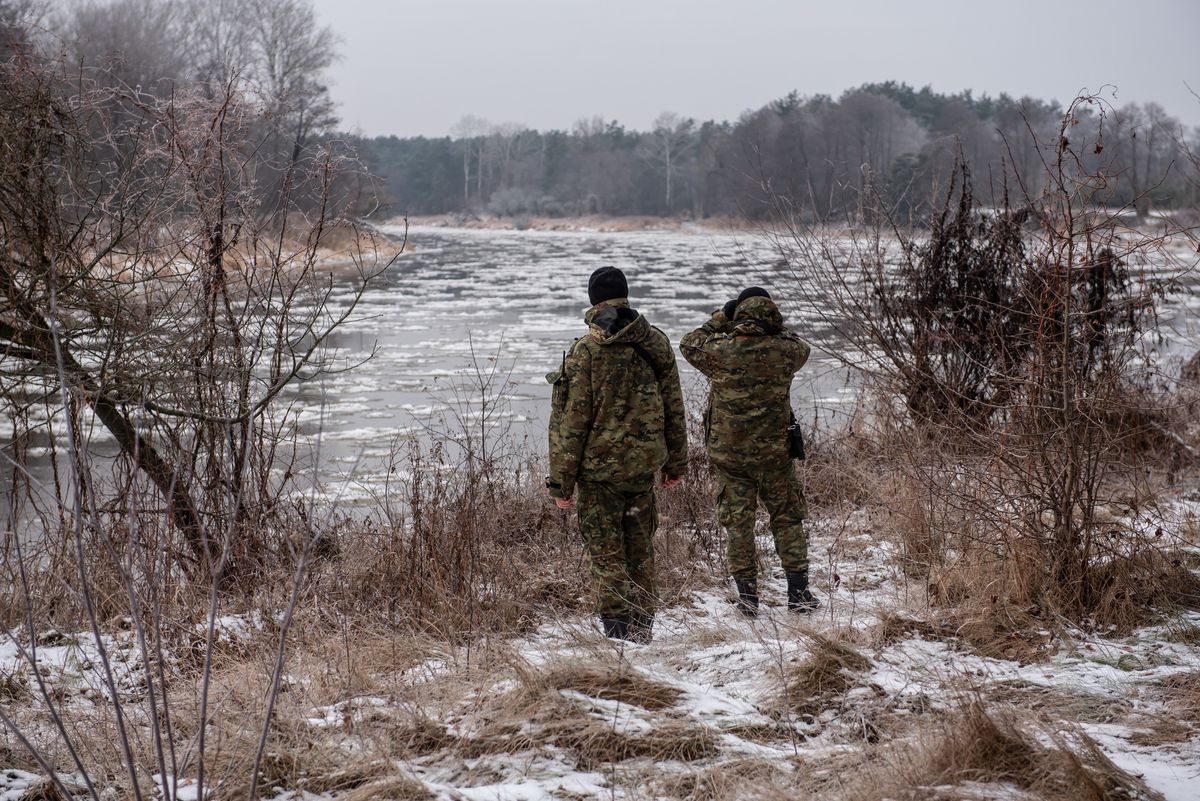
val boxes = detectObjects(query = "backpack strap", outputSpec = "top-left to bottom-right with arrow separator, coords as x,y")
630,342 -> 664,381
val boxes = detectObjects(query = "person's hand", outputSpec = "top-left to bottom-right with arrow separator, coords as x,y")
554,496 -> 575,510
661,473 -> 683,490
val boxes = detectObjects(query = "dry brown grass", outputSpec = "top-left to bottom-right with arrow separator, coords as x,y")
542,662 -> 683,710
801,422 -> 892,512
0,669 -> 27,702
1157,670 -> 1200,723
651,757 -> 794,801
337,774 -> 434,801
873,611 -> 945,646
1081,549 -> 1200,630
875,603 -> 1057,663
859,398 -> 1200,644
1162,620 -> 1200,645
426,657 -> 720,768
770,629 -> 873,721
557,718 -> 720,768
844,701 -> 1164,801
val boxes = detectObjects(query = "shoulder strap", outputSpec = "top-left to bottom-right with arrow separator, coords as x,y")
630,342 -> 664,381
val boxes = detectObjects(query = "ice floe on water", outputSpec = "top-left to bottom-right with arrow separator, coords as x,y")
3,226 -> 1197,511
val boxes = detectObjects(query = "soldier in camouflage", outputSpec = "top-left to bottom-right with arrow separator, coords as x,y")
680,287 -> 818,616
547,266 -> 688,642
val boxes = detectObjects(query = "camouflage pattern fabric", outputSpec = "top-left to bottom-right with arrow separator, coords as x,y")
576,479 -> 657,617
679,296 -> 810,472
680,295 -> 812,580
717,463 -> 808,580
547,298 -> 688,499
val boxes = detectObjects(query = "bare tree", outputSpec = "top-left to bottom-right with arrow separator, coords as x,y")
0,53 -> 391,574
0,0 -> 41,54
453,114 -> 490,209
66,0 -> 190,97
645,111 -> 697,213
242,0 -> 340,147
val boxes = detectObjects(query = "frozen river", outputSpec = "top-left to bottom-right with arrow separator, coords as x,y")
3,224 -> 1196,516
294,225 -> 861,502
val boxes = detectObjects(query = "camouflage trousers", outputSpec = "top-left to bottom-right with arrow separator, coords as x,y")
576,479 -> 657,618
715,462 -> 808,580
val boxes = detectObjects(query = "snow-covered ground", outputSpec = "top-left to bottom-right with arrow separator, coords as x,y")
4,501 -> 1197,800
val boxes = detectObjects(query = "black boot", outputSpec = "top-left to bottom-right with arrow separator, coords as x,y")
628,608 -> 654,644
733,577 -> 759,617
600,614 -> 631,641
786,571 -> 820,613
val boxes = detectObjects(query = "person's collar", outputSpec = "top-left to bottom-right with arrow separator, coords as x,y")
585,297 -> 630,323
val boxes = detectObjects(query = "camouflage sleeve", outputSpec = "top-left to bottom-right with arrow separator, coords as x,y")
783,332 -> 812,373
658,342 -> 688,477
547,342 -> 592,499
679,310 -> 731,378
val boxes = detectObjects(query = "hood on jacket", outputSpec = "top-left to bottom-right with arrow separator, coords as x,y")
585,298 -> 650,345
732,295 -> 784,335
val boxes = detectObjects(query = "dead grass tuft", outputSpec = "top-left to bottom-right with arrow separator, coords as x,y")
385,716 -> 459,756
557,718 -> 719,768
337,775 -> 435,801
652,757 -> 791,801
543,663 -> 682,710
873,611 -> 944,646
846,701 -> 1164,801
13,781 -> 67,801
772,629 -> 872,720
800,419 -> 889,511
291,760 -> 392,794
876,601 -> 1052,662
874,607 -> 1054,664
1081,549 -> 1200,631
1157,670 -> 1200,724
448,659 -> 717,767
942,607 -> 1055,663
0,670 -> 28,702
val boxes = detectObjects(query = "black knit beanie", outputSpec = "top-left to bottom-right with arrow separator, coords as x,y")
725,286 -> 772,320
588,266 -> 628,306
737,286 -> 771,305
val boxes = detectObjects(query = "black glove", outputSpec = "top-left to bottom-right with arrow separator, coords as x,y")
722,298 -> 739,320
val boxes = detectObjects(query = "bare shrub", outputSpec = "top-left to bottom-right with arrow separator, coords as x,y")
773,93 -> 1198,633
311,446 -> 583,637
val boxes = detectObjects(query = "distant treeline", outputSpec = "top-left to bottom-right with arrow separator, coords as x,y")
5,1 -> 1196,221
352,85 -> 1200,220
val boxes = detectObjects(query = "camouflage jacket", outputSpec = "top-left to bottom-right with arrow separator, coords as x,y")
679,296 -> 810,471
547,298 -> 688,499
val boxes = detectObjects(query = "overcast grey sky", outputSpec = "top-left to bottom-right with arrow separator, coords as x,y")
308,0 -> 1200,137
